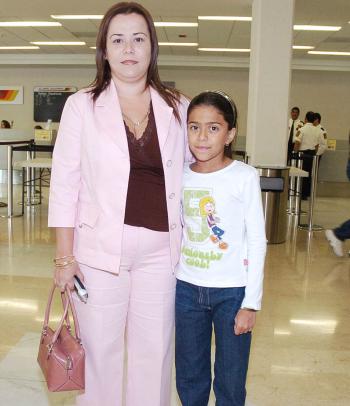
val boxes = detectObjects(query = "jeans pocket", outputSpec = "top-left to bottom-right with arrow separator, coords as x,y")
175,279 -> 194,310
228,286 -> 245,305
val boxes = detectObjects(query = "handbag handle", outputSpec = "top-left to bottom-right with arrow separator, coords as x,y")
42,284 -> 82,346
60,292 -> 72,331
63,288 -> 82,341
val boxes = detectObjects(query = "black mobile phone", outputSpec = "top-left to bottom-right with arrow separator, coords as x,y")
73,276 -> 88,303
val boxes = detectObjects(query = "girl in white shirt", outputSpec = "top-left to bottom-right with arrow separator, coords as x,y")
175,91 -> 267,406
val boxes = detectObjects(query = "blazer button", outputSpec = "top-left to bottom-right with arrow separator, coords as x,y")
169,193 -> 175,199
166,160 -> 172,167
170,223 -> 177,230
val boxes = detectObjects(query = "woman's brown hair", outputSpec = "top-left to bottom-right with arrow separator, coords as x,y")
89,1 -> 181,123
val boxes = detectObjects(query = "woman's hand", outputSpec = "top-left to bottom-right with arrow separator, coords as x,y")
54,261 -> 84,292
234,309 -> 256,335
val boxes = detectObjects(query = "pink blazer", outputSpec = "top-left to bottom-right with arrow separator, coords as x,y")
48,82 -> 190,273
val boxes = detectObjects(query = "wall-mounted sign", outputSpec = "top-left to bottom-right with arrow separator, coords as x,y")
0,86 -> 24,104
34,86 -> 77,122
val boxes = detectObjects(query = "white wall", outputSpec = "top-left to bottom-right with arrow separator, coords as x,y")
0,67 -> 96,132
0,66 -> 349,140
290,70 -> 350,140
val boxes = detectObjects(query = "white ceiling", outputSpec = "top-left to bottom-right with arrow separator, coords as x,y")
0,0 -> 349,61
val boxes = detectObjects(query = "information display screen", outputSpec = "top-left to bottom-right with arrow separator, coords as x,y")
34,86 -> 77,122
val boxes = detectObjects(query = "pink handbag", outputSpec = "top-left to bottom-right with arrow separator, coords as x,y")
37,285 -> 85,392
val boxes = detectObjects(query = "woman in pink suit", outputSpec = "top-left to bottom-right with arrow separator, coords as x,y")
49,2 -> 189,405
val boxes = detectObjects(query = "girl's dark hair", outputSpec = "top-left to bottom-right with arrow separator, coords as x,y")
187,91 -> 238,157
88,1 -> 181,123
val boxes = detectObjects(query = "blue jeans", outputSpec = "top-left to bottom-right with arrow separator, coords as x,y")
334,219 -> 350,241
175,280 -> 251,406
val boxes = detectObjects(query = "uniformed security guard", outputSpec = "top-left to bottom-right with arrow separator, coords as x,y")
294,111 -> 324,199
287,106 -> 304,163
314,112 -> 328,158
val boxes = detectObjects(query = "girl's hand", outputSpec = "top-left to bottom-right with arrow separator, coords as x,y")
234,309 -> 256,335
54,261 -> 84,292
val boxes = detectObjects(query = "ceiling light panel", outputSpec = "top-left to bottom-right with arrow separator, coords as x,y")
293,25 -> 341,31
293,45 -> 315,50
0,21 -> 61,27
158,42 -> 198,46
51,15 -> 103,20
308,50 -> 350,56
0,46 -> 40,49
30,41 -> 86,45
198,48 -> 251,52
198,16 -> 252,21
154,22 -> 198,27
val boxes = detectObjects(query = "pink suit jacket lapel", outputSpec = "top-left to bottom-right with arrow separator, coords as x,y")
94,82 -> 173,154
150,87 -> 173,151
94,81 -> 129,156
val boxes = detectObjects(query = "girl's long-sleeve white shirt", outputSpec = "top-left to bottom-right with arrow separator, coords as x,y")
176,160 -> 267,310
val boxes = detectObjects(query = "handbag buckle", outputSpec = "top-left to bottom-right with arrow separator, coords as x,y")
65,356 -> 73,370
46,343 -> 53,359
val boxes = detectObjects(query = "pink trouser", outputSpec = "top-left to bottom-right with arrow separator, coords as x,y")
74,225 -> 176,406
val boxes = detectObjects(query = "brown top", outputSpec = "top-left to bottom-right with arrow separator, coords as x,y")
124,104 -> 169,232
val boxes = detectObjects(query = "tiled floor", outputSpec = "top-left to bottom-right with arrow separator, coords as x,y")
0,185 -> 350,405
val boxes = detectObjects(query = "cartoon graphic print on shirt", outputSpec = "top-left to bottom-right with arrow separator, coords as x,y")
181,188 -> 229,270
199,196 -> 228,250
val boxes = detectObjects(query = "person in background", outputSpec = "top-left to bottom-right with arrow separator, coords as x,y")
1,120 -> 11,129
313,112 -> 327,160
325,132 -> 350,257
287,106 -> 303,163
49,2 -> 189,405
294,111 -> 324,199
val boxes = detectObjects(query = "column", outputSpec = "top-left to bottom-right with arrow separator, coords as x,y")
246,0 -> 295,166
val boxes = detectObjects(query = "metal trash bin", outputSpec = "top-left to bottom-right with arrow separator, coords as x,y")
256,166 -> 290,244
